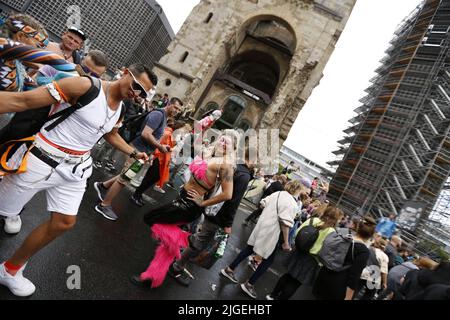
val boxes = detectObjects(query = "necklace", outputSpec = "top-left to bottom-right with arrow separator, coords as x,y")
97,82 -> 120,134
60,44 -> 71,60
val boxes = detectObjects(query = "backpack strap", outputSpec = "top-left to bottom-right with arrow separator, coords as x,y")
72,50 -> 82,64
276,191 -> 281,215
44,76 -> 102,132
131,108 -> 166,142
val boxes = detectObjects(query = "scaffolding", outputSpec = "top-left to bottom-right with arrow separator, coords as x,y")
328,0 -> 450,247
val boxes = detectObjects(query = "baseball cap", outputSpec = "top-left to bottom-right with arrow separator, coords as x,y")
68,26 -> 87,41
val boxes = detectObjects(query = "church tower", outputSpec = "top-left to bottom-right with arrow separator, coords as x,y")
154,0 -> 356,143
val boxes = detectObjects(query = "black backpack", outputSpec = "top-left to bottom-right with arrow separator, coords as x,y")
366,247 -> 381,269
0,76 -> 101,145
72,50 -> 82,64
295,217 -> 320,254
119,109 -> 164,143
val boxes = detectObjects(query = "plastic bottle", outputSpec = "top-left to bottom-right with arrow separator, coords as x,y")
214,229 -> 229,258
122,159 -> 145,181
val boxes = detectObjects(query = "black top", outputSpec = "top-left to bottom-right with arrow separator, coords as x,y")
262,181 -> 284,199
123,99 -> 144,122
205,164 -> 252,228
422,284 -> 450,300
400,262 -> 450,300
313,242 -> 370,300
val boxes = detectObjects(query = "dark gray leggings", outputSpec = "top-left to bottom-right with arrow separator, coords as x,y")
271,273 -> 302,300
229,245 -> 277,285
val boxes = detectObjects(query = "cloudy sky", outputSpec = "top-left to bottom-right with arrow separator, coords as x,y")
157,0 -> 422,168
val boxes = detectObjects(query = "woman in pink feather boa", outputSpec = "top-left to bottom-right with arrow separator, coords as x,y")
131,130 -> 239,288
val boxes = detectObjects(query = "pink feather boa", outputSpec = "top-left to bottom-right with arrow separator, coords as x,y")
140,224 -> 190,288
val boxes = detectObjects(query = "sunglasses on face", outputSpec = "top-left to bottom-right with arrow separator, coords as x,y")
129,71 -> 149,100
81,64 -> 100,78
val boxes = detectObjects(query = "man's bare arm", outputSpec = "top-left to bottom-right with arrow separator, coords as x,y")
104,129 -> 148,161
0,77 -> 91,114
141,126 -> 166,152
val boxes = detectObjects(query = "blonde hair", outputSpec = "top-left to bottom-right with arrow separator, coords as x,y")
284,180 -> 303,195
373,237 -> 388,250
414,257 -> 439,270
311,203 -> 329,218
318,206 -> 344,230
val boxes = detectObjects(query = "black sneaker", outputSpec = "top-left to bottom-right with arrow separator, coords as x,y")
93,161 -> 103,169
220,267 -> 238,284
93,182 -> 108,202
169,265 -> 191,287
105,163 -> 116,172
241,282 -> 257,299
130,275 -> 152,288
130,193 -> 145,207
94,204 -> 118,221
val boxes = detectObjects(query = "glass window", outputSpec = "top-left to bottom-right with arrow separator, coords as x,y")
214,96 -> 246,129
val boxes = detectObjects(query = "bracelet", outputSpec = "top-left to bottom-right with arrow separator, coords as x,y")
130,150 -> 138,159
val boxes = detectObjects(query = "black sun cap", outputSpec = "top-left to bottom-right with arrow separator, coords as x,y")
68,26 -> 87,41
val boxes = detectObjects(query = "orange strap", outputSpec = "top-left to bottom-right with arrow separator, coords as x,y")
52,81 -> 69,103
0,137 -> 35,175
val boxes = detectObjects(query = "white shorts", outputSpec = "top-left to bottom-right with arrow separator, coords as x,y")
0,153 -> 89,217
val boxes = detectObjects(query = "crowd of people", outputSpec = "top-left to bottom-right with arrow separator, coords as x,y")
0,13 -> 448,301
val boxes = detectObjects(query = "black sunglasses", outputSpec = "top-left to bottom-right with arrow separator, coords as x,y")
81,64 -> 100,78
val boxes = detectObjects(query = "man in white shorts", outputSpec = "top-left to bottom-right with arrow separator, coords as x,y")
0,63 -> 155,297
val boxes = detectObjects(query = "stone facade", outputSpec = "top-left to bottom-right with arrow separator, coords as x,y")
153,0 -> 356,146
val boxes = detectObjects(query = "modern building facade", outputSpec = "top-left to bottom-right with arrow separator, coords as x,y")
328,0 -> 450,242
0,0 -> 175,70
280,146 -> 331,183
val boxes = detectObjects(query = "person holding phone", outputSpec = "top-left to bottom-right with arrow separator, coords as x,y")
94,97 -> 183,221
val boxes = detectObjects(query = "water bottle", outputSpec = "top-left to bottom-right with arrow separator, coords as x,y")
214,230 -> 229,258
122,159 -> 145,181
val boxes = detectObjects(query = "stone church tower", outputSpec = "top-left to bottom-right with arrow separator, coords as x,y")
154,0 -> 356,144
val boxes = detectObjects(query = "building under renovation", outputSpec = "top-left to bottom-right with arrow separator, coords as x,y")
328,0 -> 450,248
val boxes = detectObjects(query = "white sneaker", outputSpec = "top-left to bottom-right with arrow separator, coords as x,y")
0,263 -> 36,297
153,186 -> 166,194
4,216 -> 22,234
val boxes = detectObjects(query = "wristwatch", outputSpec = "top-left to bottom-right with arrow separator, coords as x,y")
130,150 -> 138,159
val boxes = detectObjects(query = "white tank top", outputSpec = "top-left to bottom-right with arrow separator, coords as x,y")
38,83 -> 122,152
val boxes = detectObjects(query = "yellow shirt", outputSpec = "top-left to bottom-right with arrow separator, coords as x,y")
297,218 -> 335,255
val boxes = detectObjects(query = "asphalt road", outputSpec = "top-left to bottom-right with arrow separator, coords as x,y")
0,166 -> 315,300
